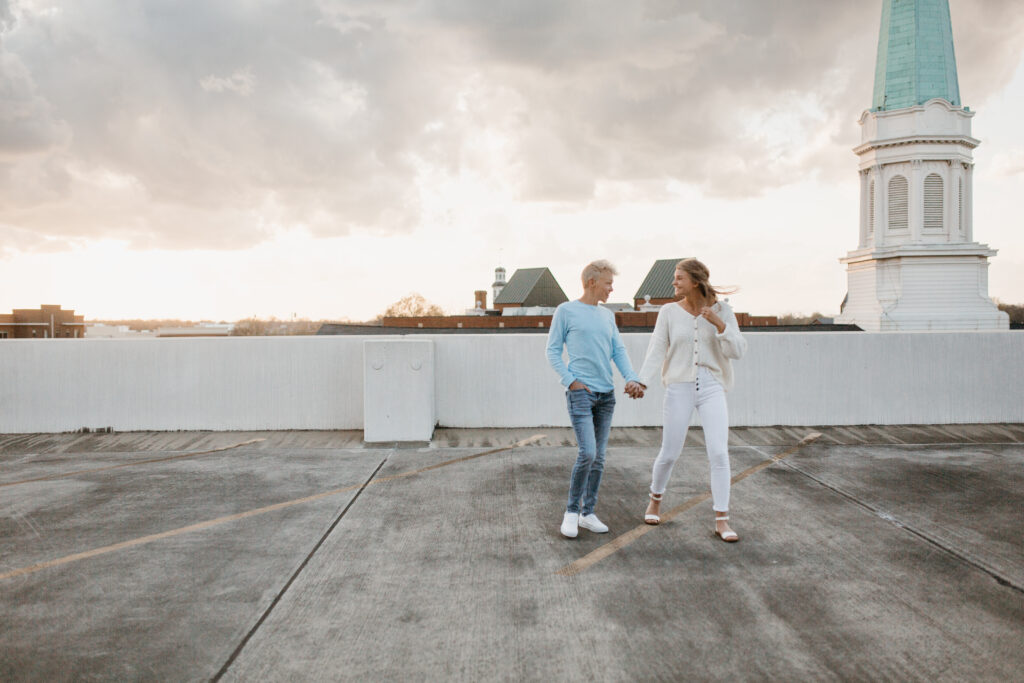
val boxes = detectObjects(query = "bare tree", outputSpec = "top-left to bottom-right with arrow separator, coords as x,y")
233,318 -> 270,336
776,312 -> 824,325
996,301 -> 1024,324
232,317 -> 321,335
382,293 -> 445,318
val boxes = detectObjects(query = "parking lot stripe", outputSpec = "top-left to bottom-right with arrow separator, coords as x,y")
555,432 -> 822,577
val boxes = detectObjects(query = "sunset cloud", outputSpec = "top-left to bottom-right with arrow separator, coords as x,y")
200,68 -> 256,96
0,0 -> 1022,268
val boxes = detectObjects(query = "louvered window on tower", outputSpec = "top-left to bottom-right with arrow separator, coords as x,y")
888,176 -> 908,231
868,180 -> 875,235
923,174 -> 943,231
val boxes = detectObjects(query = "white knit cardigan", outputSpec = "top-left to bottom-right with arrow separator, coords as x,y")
638,300 -> 747,392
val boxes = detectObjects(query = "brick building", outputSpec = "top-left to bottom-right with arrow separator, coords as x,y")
0,305 -> 86,339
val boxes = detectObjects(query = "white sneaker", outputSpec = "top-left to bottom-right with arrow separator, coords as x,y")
560,512 -> 579,538
578,513 -> 609,533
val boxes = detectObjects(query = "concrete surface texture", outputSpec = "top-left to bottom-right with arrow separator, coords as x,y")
3,332 -> 1023,433
1,425 -> 1022,681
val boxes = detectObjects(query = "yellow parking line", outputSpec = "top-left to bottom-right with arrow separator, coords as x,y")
555,432 -> 823,577
0,435 -> 545,582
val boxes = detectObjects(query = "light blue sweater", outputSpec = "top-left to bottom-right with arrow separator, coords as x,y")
545,300 -> 640,393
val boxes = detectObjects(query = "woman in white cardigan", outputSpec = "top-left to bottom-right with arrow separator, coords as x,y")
636,258 -> 747,541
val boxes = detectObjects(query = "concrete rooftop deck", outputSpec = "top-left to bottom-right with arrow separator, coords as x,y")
2,424 -> 1022,681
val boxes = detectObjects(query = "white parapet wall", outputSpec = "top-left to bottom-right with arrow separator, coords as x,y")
0,337 -> 365,432
434,332 -> 1024,428
0,332 -> 1021,434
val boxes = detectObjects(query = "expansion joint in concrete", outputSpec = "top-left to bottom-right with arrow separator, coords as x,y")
779,460 -> 1024,595
211,453 -> 392,681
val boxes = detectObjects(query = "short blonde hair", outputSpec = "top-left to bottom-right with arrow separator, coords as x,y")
581,259 -> 618,284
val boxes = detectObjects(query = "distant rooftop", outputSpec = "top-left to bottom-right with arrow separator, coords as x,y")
493,267 -> 568,308
633,258 -> 686,302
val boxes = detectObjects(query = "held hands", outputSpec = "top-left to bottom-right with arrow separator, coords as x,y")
570,379 -> 645,399
624,381 -> 646,399
700,306 -> 726,334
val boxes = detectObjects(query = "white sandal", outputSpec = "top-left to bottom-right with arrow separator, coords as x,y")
644,492 -> 662,525
714,515 -> 739,542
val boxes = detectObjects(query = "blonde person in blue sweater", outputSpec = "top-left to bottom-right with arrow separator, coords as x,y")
636,258 -> 747,542
546,260 -> 645,539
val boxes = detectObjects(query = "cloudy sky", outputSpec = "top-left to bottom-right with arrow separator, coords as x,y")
1,0 -> 1022,321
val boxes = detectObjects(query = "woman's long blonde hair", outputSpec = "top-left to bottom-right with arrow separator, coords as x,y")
676,258 -> 736,303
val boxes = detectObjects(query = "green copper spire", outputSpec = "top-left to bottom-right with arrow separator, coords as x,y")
872,0 -> 961,111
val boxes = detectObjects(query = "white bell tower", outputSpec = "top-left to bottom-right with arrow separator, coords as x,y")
836,0 -> 1008,331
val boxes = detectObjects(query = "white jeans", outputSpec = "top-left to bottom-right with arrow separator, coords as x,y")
651,367 -> 731,512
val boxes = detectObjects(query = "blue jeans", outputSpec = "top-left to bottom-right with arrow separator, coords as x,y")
565,389 -> 616,516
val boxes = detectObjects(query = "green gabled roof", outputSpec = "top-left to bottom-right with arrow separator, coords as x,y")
493,267 -> 568,306
872,0 -> 961,111
633,258 -> 687,301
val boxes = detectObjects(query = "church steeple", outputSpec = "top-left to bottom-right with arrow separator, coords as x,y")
836,0 -> 1008,331
872,0 -> 961,111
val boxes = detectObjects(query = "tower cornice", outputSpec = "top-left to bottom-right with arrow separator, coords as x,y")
839,243 -> 998,265
853,134 -> 980,155
858,97 -> 973,126
855,98 -> 977,157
